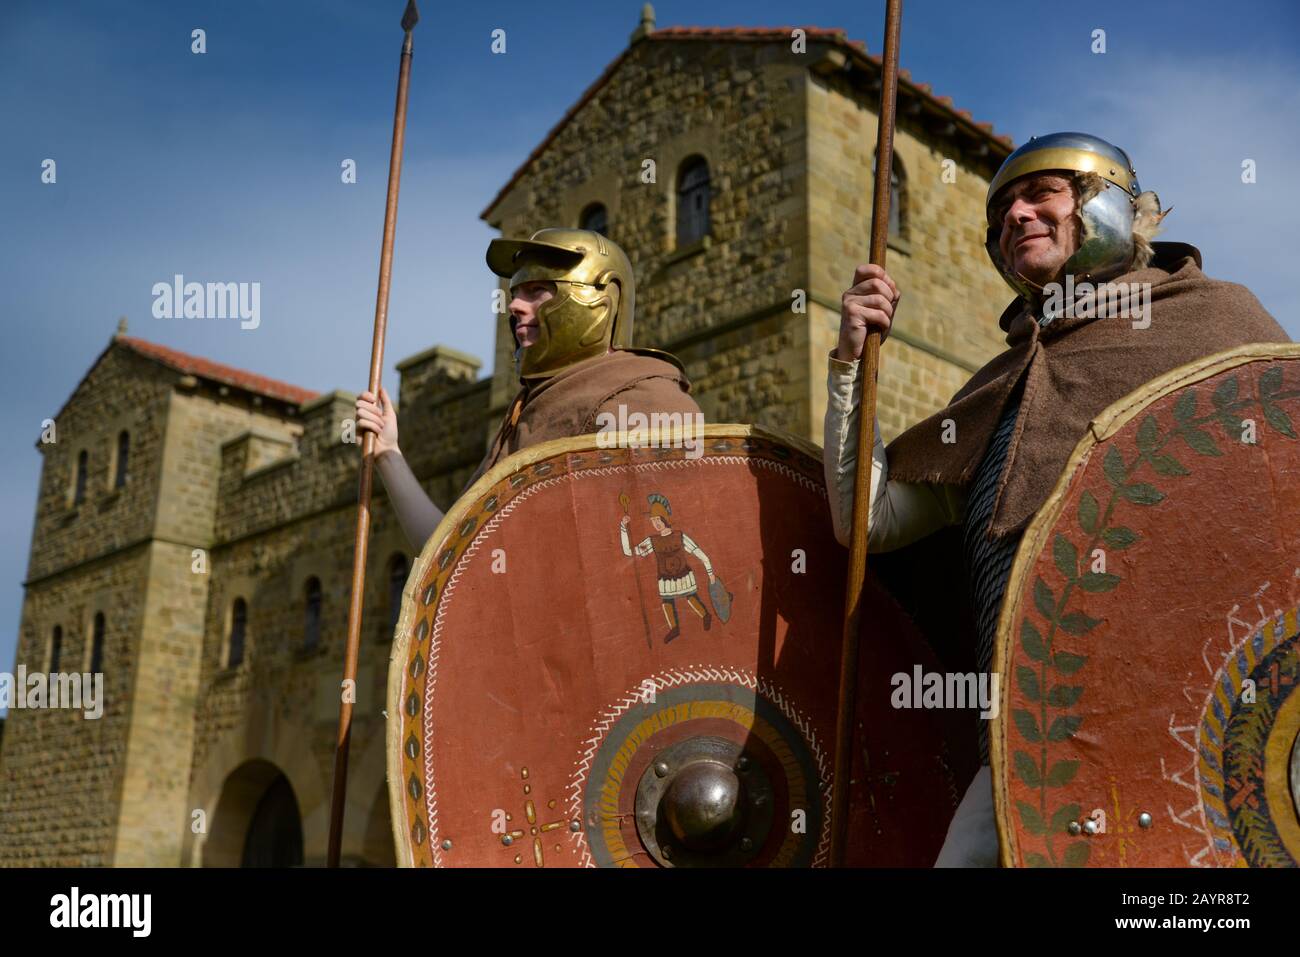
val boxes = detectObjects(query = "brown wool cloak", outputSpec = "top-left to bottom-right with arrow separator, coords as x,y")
869,242 -> 1290,685
884,242 -> 1291,539
467,348 -> 699,488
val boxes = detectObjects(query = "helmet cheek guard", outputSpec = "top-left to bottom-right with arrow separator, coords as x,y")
1064,178 -> 1138,283
524,280 -> 611,377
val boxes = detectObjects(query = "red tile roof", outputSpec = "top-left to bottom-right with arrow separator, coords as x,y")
480,26 -> 1013,221
116,335 -> 319,406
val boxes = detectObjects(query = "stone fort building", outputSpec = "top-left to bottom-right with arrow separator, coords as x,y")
0,13 -> 1013,866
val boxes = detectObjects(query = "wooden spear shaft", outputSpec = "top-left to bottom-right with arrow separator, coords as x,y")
327,0 -> 420,869
829,0 -> 903,867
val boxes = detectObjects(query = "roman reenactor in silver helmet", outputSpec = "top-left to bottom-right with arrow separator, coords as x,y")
821,131 -> 1289,866
355,229 -> 700,552
983,132 -> 1162,302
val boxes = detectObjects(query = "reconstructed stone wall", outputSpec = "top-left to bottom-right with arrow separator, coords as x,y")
25,348 -> 170,581
0,545 -> 151,865
185,349 -> 490,865
805,60 -> 1013,442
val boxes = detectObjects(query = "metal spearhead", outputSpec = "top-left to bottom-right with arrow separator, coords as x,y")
401,0 -> 420,32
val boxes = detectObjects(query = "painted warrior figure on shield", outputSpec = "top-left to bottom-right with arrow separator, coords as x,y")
355,229 -> 700,551
620,493 -> 718,644
823,132 -> 1290,866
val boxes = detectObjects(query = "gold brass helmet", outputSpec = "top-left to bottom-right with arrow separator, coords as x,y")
486,228 -> 677,383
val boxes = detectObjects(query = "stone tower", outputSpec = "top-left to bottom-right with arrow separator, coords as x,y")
480,17 -> 1014,445
0,330 -> 315,865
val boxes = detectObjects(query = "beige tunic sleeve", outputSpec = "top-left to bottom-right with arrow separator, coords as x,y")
822,352 -> 965,551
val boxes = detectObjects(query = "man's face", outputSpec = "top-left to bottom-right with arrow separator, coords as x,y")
650,516 -> 667,534
509,280 -> 556,348
992,173 -> 1081,287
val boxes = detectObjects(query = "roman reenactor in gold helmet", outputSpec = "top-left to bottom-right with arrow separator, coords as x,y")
356,228 -> 700,552
820,132 -> 1289,866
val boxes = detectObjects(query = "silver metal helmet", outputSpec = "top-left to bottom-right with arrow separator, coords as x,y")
985,132 -> 1149,300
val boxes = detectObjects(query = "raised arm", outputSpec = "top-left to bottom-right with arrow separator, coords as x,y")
619,515 -> 653,557
355,387 -> 444,553
824,354 -> 962,551
823,265 -> 963,551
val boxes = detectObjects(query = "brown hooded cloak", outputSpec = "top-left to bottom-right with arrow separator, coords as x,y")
884,242 -> 1290,538
870,242 -> 1290,679
467,348 -> 699,488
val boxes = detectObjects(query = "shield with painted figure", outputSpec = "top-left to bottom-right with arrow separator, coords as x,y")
387,424 -> 979,867
992,343 -> 1300,867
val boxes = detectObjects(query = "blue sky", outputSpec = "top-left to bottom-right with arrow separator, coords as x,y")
2,0 -> 1297,705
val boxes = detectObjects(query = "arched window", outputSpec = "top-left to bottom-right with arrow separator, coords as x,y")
114,431 -> 130,489
74,450 -> 88,506
304,578 -> 322,651
49,625 -> 63,673
676,156 -> 711,247
872,150 -> 906,241
228,597 -> 247,668
387,554 -> 408,635
579,202 -> 608,236
90,612 -> 105,674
